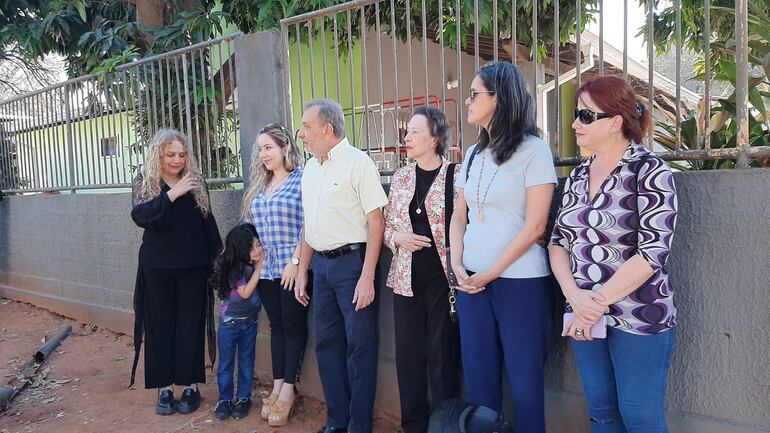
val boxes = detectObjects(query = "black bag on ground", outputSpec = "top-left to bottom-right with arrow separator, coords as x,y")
428,399 -> 514,433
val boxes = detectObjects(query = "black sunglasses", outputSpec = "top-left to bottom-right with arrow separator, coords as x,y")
574,108 -> 614,125
469,88 -> 495,102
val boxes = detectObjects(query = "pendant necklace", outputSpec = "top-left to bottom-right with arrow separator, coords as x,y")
474,151 -> 500,222
414,166 -> 441,215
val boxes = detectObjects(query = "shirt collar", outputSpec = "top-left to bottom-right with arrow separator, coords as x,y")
324,137 -> 349,162
576,141 -> 649,179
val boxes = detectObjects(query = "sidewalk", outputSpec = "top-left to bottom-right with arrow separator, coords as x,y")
0,298 -> 399,433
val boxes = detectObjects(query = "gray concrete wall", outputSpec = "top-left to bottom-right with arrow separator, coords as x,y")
1,170 -> 769,432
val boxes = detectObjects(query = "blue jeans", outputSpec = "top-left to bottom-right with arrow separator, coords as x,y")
216,317 -> 258,401
456,276 -> 552,433
571,327 -> 676,433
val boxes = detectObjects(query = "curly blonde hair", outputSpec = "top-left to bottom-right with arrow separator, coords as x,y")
137,128 -> 210,215
241,124 -> 304,218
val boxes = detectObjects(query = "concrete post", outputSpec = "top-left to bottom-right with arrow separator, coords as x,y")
235,30 -> 288,188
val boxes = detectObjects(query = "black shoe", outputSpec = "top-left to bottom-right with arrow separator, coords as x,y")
316,426 -> 348,433
214,400 -> 232,419
231,398 -> 252,419
156,389 -> 176,415
176,387 -> 201,414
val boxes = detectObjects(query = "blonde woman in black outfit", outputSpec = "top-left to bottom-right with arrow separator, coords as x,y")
130,128 -> 222,415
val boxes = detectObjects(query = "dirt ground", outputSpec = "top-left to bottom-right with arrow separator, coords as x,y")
0,298 -> 399,433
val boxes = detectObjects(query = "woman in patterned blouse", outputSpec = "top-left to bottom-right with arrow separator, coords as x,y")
383,107 -> 461,433
549,76 -> 678,433
241,124 -> 307,426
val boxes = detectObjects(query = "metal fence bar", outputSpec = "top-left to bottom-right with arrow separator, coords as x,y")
308,20 -> 317,99
158,61 -> 167,128
421,0 -> 429,104
19,97 -> 34,188
735,0 -> 749,168
703,0 -> 711,150
105,76 -> 118,184
68,85 -> 78,186
623,0 -> 628,78
296,23 -> 306,115
532,0 -> 538,114
320,18 -> 329,98
457,0 -> 463,151
599,0 -> 604,75
406,0 -> 414,111
347,10 -> 358,140
119,70 -> 132,182
51,88 -> 65,187
333,13 -> 342,101
512,0 -> 517,67
474,0 -> 480,71
576,0 -> 582,90
200,49 -> 214,178
165,59 -> 174,129
554,0 -> 560,153
675,0 -> 682,150
38,92 -> 50,189
360,6 -> 372,153
439,0 -> 446,112
493,0 -> 499,61
390,0 -> 400,150
647,0 -> 654,149
226,40 -> 238,176
375,1 -> 386,152
191,50 -> 204,174
282,23 -> 294,131
131,67 -> 144,173
150,63 -> 159,135
216,42 -> 231,175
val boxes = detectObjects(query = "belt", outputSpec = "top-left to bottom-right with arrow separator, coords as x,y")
318,243 -> 365,259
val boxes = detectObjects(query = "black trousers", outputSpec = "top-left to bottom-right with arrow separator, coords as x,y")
142,265 -> 208,389
258,276 -> 311,384
393,271 -> 461,433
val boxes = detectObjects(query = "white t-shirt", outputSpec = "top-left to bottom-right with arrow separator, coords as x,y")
455,135 -> 557,278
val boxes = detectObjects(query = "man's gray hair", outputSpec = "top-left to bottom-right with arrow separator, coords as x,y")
304,98 -> 346,139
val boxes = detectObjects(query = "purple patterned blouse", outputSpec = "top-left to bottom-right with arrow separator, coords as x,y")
550,143 -> 678,335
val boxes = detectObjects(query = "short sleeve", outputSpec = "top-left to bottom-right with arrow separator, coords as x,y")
455,144 -> 477,190
355,156 -> 388,214
636,157 -> 678,271
524,140 -> 558,187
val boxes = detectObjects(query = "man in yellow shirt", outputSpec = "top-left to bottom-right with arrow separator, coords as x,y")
295,99 -> 388,433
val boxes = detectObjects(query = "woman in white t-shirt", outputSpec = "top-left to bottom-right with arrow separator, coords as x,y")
449,61 -> 557,433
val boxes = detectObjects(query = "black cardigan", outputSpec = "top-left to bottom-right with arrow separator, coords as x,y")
129,175 -> 223,387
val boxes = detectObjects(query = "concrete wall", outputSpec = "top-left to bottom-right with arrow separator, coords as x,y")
2,168 -> 769,432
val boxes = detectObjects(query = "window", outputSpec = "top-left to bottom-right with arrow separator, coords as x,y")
101,136 -> 118,157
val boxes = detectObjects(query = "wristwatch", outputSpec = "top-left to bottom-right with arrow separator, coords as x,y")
291,256 -> 300,266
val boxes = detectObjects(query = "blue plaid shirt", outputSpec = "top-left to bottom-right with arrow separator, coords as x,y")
246,168 -> 304,279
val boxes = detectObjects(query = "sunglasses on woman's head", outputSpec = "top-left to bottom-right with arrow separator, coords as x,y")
574,108 -> 614,125
469,88 -> 495,102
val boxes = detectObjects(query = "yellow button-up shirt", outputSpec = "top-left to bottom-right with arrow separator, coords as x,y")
301,138 -> 388,252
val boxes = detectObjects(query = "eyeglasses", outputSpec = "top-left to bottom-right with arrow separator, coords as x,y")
574,108 -> 614,125
469,88 -> 495,102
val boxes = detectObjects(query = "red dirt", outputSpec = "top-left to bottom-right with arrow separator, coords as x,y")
0,298 -> 400,433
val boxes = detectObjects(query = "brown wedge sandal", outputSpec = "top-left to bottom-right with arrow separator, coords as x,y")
260,393 -> 279,420
267,397 -> 296,427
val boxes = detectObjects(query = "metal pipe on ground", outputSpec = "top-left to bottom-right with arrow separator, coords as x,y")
0,324 -> 73,412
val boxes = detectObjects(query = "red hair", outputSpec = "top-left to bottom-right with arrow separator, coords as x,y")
576,75 -> 652,144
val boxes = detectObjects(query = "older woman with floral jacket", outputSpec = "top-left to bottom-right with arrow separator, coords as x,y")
383,107 -> 461,433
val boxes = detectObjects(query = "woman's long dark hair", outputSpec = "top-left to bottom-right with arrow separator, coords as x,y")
476,61 -> 540,165
210,223 -> 259,301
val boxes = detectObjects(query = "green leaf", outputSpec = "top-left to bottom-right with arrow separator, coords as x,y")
75,1 -> 87,23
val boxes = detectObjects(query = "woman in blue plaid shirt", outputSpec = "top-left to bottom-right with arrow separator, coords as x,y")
242,124 -> 308,427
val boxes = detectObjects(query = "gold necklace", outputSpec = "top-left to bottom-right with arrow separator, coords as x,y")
474,151 -> 500,222
414,166 -> 441,215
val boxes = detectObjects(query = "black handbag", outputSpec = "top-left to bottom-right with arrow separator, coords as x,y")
428,399 -> 514,433
444,163 -> 459,321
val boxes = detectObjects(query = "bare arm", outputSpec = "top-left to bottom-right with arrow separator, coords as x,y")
352,208 -> 384,311
595,255 -> 655,305
236,262 -> 263,299
449,188 -> 470,284
294,228 -> 314,306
